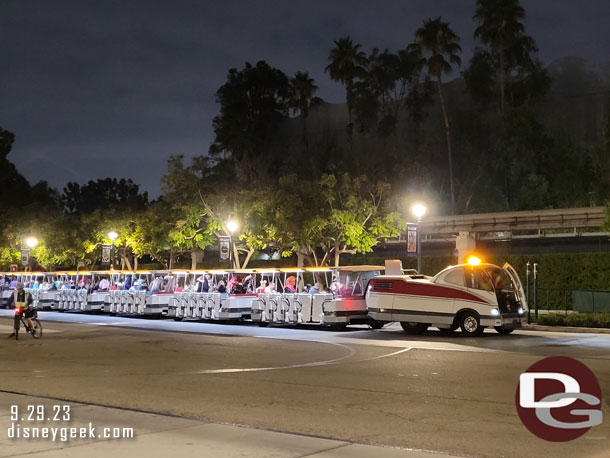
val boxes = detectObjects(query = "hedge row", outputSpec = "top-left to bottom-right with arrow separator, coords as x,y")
534,312 -> 610,328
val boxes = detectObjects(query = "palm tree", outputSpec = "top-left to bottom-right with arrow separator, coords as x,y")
325,37 -> 367,129
474,0 -> 526,115
287,72 -> 322,148
413,17 -> 462,214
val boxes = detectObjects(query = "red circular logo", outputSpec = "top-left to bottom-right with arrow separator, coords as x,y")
515,356 -> 603,441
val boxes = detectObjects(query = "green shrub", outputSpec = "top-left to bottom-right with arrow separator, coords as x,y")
535,313 -> 610,328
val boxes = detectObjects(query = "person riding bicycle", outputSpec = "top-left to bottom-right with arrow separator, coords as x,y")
7,283 -> 34,338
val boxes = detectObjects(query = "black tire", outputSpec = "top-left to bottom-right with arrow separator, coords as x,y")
173,317 -> 183,322
495,327 -> 514,335
400,322 -> 429,335
30,319 -> 43,339
369,320 -> 386,330
257,322 -> 269,327
459,312 -> 484,336
330,323 -> 347,332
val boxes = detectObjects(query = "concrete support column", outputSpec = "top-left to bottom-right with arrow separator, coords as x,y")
456,232 -> 476,264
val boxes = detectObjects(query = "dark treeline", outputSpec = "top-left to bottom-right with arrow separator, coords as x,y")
1,0 -> 609,270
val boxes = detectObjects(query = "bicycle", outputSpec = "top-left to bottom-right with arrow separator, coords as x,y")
13,307 -> 43,340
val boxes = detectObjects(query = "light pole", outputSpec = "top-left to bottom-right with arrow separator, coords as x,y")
227,220 -> 238,269
25,236 -> 38,271
108,231 -> 118,269
411,204 -> 426,274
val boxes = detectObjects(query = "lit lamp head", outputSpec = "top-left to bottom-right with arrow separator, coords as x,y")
108,231 -> 118,242
25,237 -> 38,249
467,256 -> 482,267
227,220 -> 238,234
411,204 -> 426,220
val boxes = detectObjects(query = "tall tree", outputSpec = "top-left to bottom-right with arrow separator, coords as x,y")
62,178 -> 148,215
325,37 -> 367,132
413,18 -> 462,214
210,61 -> 290,179
470,0 -> 549,113
286,71 -> 322,148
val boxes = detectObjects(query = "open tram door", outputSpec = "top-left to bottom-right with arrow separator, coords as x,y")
502,263 -> 528,312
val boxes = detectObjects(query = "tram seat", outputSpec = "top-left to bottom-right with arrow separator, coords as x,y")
108,290 -> 117,313
251,295 -> 264,322
279,294 -> 294,323
121,292 -> 130,314
311,293 -> 333,323
207,293 -> 221,320
293,294 -> 310,323
78,289 -> 88,310
194,293 -> 206,319
185,292 -> 195,318
135,291 -> 146,314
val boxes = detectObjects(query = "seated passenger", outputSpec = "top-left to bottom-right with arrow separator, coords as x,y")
216,278 -> 227,294
284,276 -> 297,293
256,280 -> 268,294
264,282 -> 276,293
232,281 -> 246,294
309,282 -> 323,294
98,278 -> 110,291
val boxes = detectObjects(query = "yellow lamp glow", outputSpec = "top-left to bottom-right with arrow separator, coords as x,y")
467,256 -> 482,266
227,220 -> 238,234
25,237 -> 38,248
411,204 -> 426,219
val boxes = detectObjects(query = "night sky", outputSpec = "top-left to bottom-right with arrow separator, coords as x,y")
2,0 -> 609,196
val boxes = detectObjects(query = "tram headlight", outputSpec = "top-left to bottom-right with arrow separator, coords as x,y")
490,308 -> 500,316
518,307 -> 524,315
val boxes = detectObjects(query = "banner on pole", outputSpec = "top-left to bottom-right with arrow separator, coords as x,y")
406,224 -> 418,256
20,249 -> 30,266
219,236 -> 231,263
101,244 -> 111,265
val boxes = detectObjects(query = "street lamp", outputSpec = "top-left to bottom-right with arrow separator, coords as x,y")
227,220 -> 238,269
411,204 -> 426,274
24,237 -> 38,271
108,231 -> 118,269
25,237 -> 38,249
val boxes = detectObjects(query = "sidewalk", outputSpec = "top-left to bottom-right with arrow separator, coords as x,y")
523,324 -> 610,334
1,392 -> 461,458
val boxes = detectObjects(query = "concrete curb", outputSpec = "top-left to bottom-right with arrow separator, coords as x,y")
523,324 -> 610,334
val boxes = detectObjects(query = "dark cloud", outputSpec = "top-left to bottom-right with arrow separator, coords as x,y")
2,0 -> 609,195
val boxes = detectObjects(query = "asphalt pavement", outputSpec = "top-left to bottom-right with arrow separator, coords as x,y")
0,310 -> 608,458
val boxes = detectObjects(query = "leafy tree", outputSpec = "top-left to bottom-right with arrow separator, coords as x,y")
352,46 -> 429,135
286,71 -> 323,148
325,37 -> 367,132
468,0 -> 550,113
413,17 -> 462,214
62,178 -> 148,215
210,61 -> 290,179
277,173 -> 404,266
0,127 -> 33,208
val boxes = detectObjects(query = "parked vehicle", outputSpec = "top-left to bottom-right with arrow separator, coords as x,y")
366,258 -> 528,336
